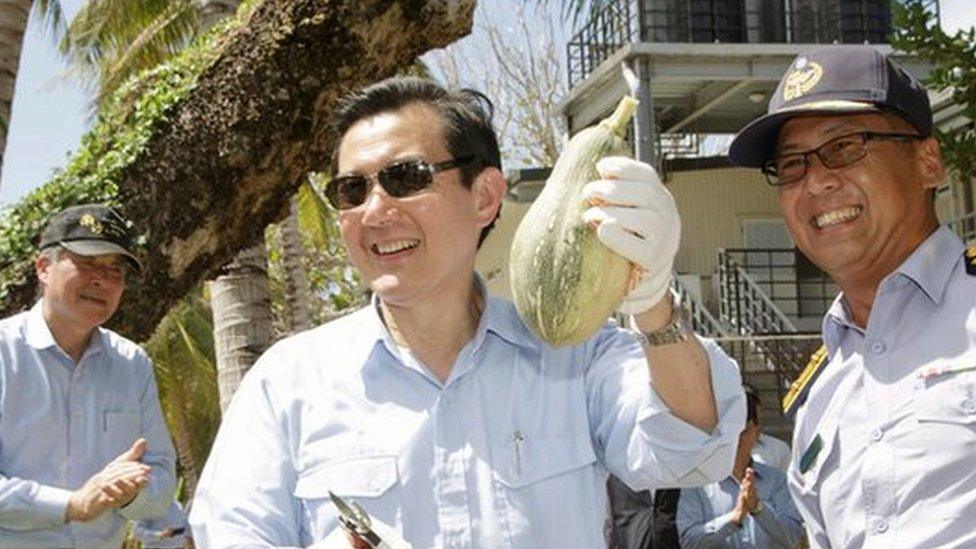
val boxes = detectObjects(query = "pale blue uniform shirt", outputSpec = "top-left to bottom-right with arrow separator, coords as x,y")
789,226 -> 976,548
190,280 -> 746,548
676,461 -> 804,548
0,301 -> 177,548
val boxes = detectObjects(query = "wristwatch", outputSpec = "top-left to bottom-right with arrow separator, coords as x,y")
632,294 -> 693,347
749,499 -> 765,517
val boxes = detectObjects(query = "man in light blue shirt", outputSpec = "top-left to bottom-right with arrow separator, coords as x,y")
191,77 -> 746,548
677,386 -> 803,547
729,46 -> 976,547
0,204 -> 177,547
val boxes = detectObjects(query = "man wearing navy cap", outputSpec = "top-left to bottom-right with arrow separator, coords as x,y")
729,46 -> 976,547
0,204 -> 176,547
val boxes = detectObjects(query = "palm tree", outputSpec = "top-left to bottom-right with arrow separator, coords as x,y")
0,0 -> 64,185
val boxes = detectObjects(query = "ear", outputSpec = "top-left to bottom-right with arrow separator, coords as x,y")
35,254 -> 52,286
915,136 -> 946,191
471,167 -> 506,229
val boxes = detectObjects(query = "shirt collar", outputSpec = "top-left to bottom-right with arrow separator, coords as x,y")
24,299 -> 105,358
822,225 -> 963,348
24,300 -> 58,350
893,225 -> 963,305
365,274 -> 537,353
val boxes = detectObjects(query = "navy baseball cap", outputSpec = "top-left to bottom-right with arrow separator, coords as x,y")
729,46 -> 932,167
39,204 -> 142,271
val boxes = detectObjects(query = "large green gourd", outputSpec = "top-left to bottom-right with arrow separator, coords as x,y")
509,96 -> 638,347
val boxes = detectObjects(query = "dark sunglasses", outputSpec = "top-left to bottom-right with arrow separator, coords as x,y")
326,155 -> 476,210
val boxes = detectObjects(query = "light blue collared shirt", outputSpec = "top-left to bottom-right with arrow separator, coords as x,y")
190,281 -> 746,548
790,226 -> 976,548
0,301 -> 177,548
677,461 -> 804,548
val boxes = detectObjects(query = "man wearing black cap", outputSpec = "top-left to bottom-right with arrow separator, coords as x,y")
0,204 -> 176,547
729,46 -> 976,547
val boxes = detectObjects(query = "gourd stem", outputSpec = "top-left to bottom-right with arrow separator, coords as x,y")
599,96 -> 639,138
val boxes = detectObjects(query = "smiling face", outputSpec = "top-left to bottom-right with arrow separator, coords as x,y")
36,248 -> 127,332
775,112 -> 943,285
335,102 -> 504,308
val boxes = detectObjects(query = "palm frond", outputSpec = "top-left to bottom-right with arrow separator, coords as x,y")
31,0 -> 67,40
60,0 -> 199,110
296,178 -> 337,252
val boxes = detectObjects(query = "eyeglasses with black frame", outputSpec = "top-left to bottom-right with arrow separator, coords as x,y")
326,155 -> 476,210
761,131 -> 924,187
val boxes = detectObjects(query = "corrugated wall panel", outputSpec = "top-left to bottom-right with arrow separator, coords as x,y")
668,167 -> 780,277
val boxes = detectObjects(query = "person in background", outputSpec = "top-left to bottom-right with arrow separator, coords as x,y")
0,204 -> 177,547
728,45 -> 976,547
743,384 -> 791,472
677,385 -> 804,547
133,500 -> 190,548
608,478 -> 682,549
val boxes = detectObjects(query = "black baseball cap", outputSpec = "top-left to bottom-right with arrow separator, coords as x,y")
729,46 -> 932,167
39,204 -> 142,271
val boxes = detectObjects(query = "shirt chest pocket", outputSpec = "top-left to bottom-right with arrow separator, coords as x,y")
102,410 -> 140,458
293,453 -> 399,542
492,434 -> 597,489
915,368 -> 976,426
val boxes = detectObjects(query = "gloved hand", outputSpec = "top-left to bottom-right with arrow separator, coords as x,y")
581,157 -> 680,315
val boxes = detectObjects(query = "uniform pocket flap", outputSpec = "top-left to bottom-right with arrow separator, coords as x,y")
294,454 -> 398,499
915,368 -> 976,425
493,435 -> 596,489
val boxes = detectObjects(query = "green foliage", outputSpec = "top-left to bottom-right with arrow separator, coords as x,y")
0,19 -> 226,307
143,286 -> 221,499
892,1 -> 976,181
265,176 -> 368,332
62,0 -> 201,109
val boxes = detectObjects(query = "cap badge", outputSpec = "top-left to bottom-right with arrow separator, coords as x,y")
783,61 -> 823,101
79,213 -> 104,235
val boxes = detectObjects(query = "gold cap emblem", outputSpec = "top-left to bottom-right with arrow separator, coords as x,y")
79,213 -> 104,235
783,59 -> 823,101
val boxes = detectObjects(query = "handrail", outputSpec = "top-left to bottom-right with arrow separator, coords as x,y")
718,249 -> 797,335
566,0 -> 940,87
670,276 -> 729,338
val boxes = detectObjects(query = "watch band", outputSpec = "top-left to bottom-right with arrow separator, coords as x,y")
632,295 -> 692,347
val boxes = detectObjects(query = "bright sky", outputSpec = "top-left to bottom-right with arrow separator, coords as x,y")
2,0 -> 975,207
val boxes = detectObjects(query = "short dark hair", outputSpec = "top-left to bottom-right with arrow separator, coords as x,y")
330,77 -> 503,248
743,383 -> 760,426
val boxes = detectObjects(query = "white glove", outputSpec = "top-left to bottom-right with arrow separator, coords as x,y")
581,157 -> 680,315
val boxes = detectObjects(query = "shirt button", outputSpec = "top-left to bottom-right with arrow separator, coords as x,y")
876,520 -> 889,534
871,427 -> 884,442
869,341 -> 886,354
963,399 -> 976,414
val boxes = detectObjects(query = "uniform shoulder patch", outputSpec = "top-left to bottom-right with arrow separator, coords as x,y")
782,344 -> 828,420
966,246 -> 976,276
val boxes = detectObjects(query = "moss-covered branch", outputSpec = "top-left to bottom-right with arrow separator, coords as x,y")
0,0 -> 475,340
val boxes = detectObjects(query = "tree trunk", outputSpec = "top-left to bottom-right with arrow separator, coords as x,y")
279,194 -> 313,333
0,0 -> 31,184
0,0 -> 475,341
210,243 -> 273,412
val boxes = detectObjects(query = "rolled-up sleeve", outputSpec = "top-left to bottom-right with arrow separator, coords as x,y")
589,331 -> 746,490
